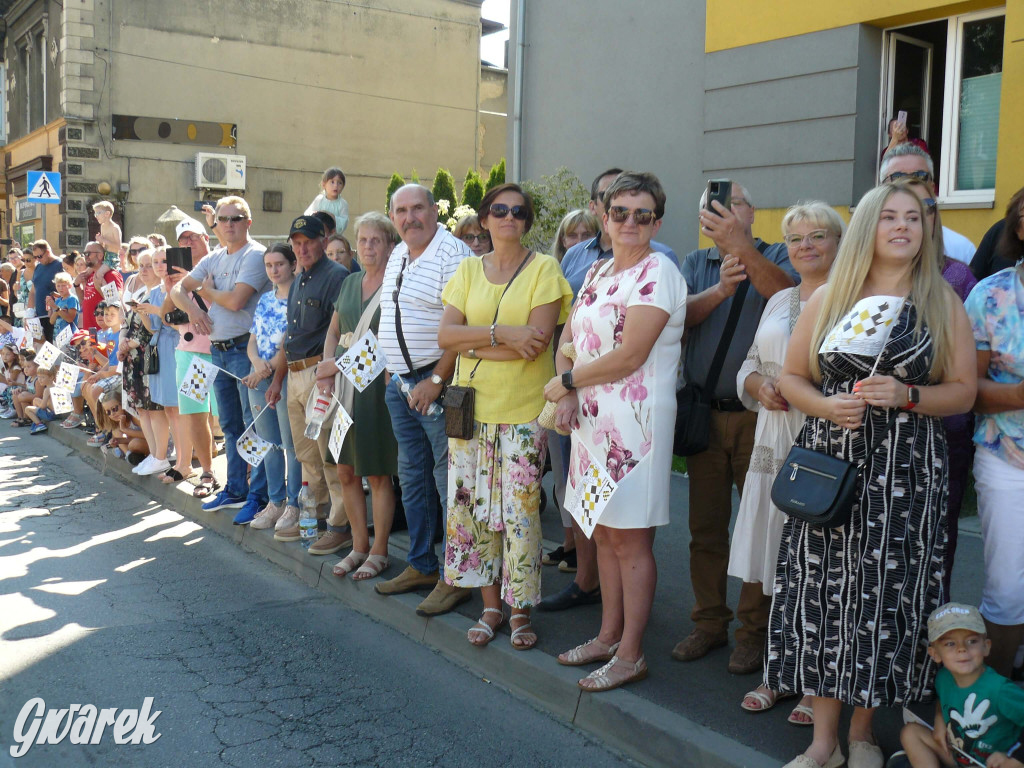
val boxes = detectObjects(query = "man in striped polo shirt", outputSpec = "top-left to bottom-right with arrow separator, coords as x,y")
375,184 -> 472,616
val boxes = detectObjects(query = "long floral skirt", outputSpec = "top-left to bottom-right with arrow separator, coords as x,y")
444,419 -> 547,608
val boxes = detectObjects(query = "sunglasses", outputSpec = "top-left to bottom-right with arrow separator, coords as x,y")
886,170 -> 933,183
463,233 -> 490,243
128,247 -> 147,256
607,206 -> 658,225
488,204 -> 528,221
217,214 -> 247,223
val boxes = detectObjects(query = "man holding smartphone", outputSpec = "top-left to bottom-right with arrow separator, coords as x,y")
674,181 -> 795,675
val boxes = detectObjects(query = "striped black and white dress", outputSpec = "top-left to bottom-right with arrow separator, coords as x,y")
765,300 -> 947,708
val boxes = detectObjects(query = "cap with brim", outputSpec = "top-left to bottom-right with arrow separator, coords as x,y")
175,218 -> 207,240
70,330 -> 91,345
289,216 -> 325,239
928,602 -> 986,643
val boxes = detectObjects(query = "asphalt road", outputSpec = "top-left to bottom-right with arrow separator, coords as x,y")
0,435 -> 637,768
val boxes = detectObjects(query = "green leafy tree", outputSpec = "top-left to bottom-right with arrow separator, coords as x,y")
461,169 -> 485,210
520,167 -> 589,252
431,168 -> 458,210
410,168 -> 420,183
385,173 -> 405,213
484,158 -> 506,193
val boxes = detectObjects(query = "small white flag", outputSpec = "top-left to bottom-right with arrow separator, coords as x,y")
50,387 -> 74,415
566,442 -> 618,539
337,330 -> 388,392
100,281 -> 121,304
25,317 -> 43,341
35,342 -> 62,369
236,423 -> 273,468
178,355 -> 218,404
328,404 -> 354,462
54,324 -> 74,349
12,302 -> 25,319
55,361 -> 79,390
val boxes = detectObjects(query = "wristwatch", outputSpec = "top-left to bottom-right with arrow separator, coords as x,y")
904,385 -> 920,410
195,284 -> 204,293
561,370 -> 575,391
430,373 -> 443,386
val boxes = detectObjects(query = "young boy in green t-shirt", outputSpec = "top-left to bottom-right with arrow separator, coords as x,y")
901,602 -> 1024,767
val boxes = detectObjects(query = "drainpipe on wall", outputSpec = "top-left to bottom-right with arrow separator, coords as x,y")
509,0 -> 525,181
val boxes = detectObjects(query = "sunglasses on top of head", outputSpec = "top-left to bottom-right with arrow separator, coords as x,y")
607,206 -> 658,225
488,204 -> 528,221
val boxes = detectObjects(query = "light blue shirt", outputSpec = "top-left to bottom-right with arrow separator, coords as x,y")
560,236 -> 679,300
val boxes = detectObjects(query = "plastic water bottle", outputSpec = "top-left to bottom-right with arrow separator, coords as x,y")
304,390 -> 332,439
297,482 -> 318,549
396,374 -> 442,416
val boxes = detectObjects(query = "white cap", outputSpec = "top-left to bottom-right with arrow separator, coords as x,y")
175,218 -> 207,240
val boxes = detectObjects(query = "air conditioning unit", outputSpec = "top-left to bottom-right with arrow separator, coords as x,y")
194,153 -> 246,190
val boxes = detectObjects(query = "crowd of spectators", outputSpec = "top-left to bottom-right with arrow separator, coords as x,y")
2,149 -> 1024,768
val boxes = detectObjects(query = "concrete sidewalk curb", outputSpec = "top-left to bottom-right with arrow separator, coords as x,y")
44,425 -> 776,768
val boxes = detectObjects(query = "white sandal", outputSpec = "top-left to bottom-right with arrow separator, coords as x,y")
509,612 -> 537,650
467,607 -> 504,646
332,550 -> 368,577
352,554 -> 389,581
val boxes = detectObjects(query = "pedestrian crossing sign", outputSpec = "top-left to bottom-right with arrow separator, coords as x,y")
26,171 -> 61,204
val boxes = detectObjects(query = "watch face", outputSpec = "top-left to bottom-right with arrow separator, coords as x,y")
430,374 -> 442,385
909,386 -> 920,404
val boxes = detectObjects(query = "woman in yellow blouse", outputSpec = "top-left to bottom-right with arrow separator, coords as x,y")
438,183 -> 572,650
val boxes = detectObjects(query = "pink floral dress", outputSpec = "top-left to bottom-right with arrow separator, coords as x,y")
567,253 -> 686,529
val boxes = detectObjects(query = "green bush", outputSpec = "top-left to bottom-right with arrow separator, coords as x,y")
485,158 -> 506,193
520,166 -> 589,253
431,168 -> 458,210
385,173 -> 404,213
462,170 -> 484,211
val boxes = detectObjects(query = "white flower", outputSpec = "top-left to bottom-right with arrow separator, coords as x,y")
437,199 -> 451,216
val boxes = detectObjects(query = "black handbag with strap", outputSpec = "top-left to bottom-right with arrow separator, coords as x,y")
771,411 -> 899,528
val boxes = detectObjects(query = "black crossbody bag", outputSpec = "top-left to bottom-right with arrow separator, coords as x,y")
443,252 -> 531,440
771,298 -> 906,528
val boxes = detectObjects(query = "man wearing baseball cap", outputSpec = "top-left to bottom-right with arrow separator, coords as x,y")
266,215 -> 350,553
174,197 -> 270,522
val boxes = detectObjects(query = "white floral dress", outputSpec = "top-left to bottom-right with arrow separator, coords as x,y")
567,253 -> 686,529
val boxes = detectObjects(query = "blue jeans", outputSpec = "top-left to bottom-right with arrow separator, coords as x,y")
384,371 -> 447,575
247,375 -> 301,507
211,343 -> 268,503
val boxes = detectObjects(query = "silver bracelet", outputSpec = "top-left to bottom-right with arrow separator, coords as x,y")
489,323 -> 497,347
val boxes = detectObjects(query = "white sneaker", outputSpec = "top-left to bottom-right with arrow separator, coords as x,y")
132,456 -> 155,475
138,457 -> 170,476
274,504 -> 300,531
250,501 -> 285,530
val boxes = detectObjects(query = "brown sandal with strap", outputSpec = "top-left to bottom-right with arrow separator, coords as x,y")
192,471 -> 219,498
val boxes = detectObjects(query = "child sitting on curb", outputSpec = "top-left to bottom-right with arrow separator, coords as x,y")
900,603 -> 1024,768
100,386 -> 148,465
24,365 -> 57,434
12,350 -> 37,426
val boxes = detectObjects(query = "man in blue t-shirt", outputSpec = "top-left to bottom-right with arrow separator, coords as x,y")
27,240 -> 63,342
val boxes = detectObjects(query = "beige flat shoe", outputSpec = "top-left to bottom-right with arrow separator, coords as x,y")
558,637 -> 620,666
782,745 -> 844,768
578,655 -> 648,692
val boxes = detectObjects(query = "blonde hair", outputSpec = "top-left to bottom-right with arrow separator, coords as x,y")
92,200 -> 115,214
807,183 -> 954,383
781,201 -> 845,239
53,271 -> 74,286
215,195 -> 252,220
552,209 -> 601,262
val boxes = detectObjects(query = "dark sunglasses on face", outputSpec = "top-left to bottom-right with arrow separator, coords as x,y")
886,170 -> 933,183
128,247 -> 146,256
464,233 -> 490,243
217,214 -> 247,223
488,204 -> 528,221
608,206 -> 658,225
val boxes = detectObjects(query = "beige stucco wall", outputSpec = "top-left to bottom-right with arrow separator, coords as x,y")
25,0 -> 485,241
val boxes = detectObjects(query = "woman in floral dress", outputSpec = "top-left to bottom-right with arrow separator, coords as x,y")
543,172 -> 687,692
438,183 -> 572,650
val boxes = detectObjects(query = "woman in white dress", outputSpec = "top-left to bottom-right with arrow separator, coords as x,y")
728,202 -> 844,723
543,172 -> 687,692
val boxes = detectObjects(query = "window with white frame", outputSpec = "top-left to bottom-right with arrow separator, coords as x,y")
881,8 -> 1005,205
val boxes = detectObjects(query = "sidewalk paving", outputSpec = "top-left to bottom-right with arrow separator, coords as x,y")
32,421 -> 986,768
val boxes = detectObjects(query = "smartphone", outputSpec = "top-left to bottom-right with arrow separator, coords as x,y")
897,110 -> 908,127
705,179 -> 732,212
165,246 -> 192,274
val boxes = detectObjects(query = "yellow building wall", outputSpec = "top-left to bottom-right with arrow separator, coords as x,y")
3,118 -> 66,247
703,0 -> 1022,249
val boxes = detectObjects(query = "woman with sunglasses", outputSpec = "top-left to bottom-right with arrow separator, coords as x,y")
452,213 -> 492,257
120,236 -> 149,300
543,172 -> 687,691
438,183 -> 572,650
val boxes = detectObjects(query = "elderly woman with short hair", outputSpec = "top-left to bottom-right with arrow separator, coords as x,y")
544,172 -> 687,691
728,201 -> 844,723
452,213 -> 491,257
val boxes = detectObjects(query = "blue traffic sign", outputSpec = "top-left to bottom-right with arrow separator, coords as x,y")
26,171 -> 61,204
